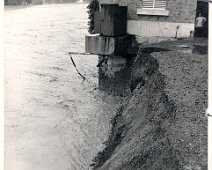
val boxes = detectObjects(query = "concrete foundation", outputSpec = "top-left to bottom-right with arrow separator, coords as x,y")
98,55 -> 134,96
127,20 -> 195,39
85,35 -> 131,56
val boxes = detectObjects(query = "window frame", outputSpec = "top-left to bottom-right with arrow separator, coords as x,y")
137,0 -> 169,16
142,0 -> 167,10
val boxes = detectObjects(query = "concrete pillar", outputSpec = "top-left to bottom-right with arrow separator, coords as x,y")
85,35 -> 131,56
98,55 -> 134,96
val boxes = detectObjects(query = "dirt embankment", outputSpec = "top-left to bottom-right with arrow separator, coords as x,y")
91,39 -> 208,170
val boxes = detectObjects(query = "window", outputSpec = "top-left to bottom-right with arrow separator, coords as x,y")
142,0 -> 167,10
137,0 -> 169,16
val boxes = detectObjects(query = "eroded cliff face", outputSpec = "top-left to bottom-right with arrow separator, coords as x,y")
92,39 -> 207,170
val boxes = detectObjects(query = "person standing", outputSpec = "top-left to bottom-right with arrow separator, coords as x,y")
195,13 -> 207,37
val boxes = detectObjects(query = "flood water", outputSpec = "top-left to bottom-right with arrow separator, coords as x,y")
4,4 -> 122,170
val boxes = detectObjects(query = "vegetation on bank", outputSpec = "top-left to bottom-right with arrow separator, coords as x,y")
87,0 -> 99,34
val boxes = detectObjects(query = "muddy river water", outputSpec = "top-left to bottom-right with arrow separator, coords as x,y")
4,3 -> 122,170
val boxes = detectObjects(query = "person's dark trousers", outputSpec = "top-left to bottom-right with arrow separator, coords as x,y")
194,27 -> 204,37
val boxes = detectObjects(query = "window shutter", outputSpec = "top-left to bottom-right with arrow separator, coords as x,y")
142,0 -> 167,9
142,0 -> 154,8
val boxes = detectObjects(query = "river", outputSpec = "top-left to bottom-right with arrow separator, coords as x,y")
4,3 -> 121,170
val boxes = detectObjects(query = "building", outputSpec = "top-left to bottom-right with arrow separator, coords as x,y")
85,0 -> 209,95
97,0 -> 208,41
86,0 -> 209,56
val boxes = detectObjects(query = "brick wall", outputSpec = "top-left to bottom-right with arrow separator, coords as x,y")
99,0 -> 197,24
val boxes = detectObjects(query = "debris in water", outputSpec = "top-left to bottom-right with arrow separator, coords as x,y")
97,56 -> 108,67
68,52 -> 86,80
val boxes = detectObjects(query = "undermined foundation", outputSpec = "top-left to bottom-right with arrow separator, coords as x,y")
91,39 -> 208,170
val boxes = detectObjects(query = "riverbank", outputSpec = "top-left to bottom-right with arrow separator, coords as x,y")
91,38 -> 208,170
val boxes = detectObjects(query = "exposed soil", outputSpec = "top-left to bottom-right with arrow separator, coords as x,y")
91,38 -> 208,170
